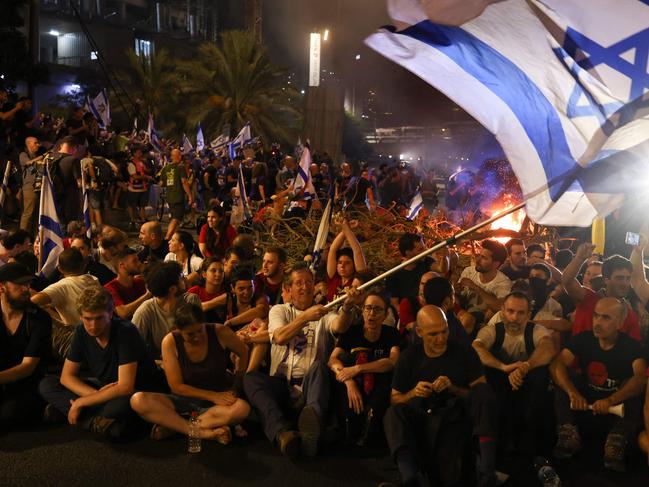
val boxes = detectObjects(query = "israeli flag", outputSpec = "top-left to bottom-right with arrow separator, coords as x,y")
146,113 -> 163,152
237,163 -> 252,221
228,123 -> 252,160
87,89 -> 110,128
366,0 -> 649,226
406,189 -> 424,220
38,166 -> 64,278
131,117 -> 138,139
292,144 -> 317,199
196,122 -> 205,152
311,198 -> 333,269
210,133 -> 230,150
181,134 -> 194,155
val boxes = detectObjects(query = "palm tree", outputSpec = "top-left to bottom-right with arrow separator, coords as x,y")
122,48 -> 180,134
175,30 -> 301,145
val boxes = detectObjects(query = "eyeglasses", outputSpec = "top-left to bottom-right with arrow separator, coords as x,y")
363,305 -> 385,314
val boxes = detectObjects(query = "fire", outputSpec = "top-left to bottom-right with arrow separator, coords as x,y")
490,194 -> 525,244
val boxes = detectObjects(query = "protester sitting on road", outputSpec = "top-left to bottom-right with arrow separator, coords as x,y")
69,236 -> 116,285
328,291 -> 400,446
326,219 -> 367,302
386,233 -> 434,313
165,230 -> 203,286
138,221 -> 169,265
551,297 -> 647,472
38,287 -> 164,441
130,303 -> 250,445
187,257 -> 228,323
254,246 -> 287,306
0,263 -> 52,432
198,205 -> 237,260
132,262 -> 202,360
104,248 -> 150,320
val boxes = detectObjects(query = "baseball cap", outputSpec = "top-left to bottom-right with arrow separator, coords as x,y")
0,263 -> 34,285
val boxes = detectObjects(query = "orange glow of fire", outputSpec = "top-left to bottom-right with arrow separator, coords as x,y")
490,194 -> 525,244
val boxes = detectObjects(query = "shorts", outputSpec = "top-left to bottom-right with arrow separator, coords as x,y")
169,202 -> 185,221
168,394 -> 214,416
128,190 -> 149,208
88,190 -> 104,210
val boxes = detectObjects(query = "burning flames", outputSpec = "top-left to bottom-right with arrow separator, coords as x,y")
489,193 -> 525,244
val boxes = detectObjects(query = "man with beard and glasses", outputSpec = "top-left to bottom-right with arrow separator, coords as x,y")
551,297 -> 646,472
104,248 -> 150,320
0,263 -> 52,432
473,292 -> 556,457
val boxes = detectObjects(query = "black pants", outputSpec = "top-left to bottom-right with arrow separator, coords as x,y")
0,379 -> 45,431
384,383 -> 498,478
38,375 -> 138,438
243,360 -> 329,442
554,372 -> 642,442
486,366 -> 550,450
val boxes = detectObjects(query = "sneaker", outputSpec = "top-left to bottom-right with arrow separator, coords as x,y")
88,416 -> 117,436
553,423 -> 581,459
604,433 -> 627,472
277,429 -> 300,458
298,405 -> 321,457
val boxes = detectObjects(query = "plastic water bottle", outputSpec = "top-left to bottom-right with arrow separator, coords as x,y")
534,457 -> 561,487
188,411 -> 201,453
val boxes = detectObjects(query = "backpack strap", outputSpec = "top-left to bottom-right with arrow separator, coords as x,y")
491,322 -> 505,354
524,322 -> 536,356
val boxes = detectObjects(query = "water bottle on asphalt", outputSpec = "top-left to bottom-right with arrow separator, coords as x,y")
188,411 -> 201,453
534,456 -> 561,487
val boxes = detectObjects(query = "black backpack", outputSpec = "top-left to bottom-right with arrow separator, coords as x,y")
490,322 -> 536,357
92,157 -> 114,188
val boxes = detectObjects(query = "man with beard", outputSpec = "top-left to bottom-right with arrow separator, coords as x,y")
254,247 -> 287,305
131,261 -> 201,360
473,292 -> 556,455
0,263 -> 52,431
562,243 -> 641,340
104,248 -> 150,320
551,297 -> 646,471
499,239 -> 530,281
458,239 -> 512,336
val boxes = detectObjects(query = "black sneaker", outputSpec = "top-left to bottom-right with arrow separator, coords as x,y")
298,405 -> 321,457
553,423 -> 581,459
604,433 -> 627,472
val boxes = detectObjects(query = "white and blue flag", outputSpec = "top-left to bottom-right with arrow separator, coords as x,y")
366,0 -> 649,226
406,188 -> 424,220
210,133 -> 230,151
237,163 -> 252,221
146,113 -> 163,152
181,134 -> 194,155
38,166 -> 64,278
311,198 -> 333,270
81,161 -> 92,239
292,143 -> 317,199
228,123 -> 252,160
196,122 -> 205,152
87,89 -> 110,128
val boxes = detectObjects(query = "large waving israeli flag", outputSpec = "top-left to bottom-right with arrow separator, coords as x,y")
293,144 -> 317,199
196,122 -> 205,152
228,123 -> 252,160
146,113 -> 163,152
366,0 -> 649,226
38,166 -> 64,278
87,89 -> 110,128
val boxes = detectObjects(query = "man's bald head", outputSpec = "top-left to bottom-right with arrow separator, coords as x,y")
139,221 -> 162,247
592,296 -> 627,341
25,137 -> 39,153
416,305 -> 450,357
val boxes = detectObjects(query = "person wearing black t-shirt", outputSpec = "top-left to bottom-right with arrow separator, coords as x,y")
329,292 -> 400,445
0,263 -> 52,431
551,297 -> 646,472
39,287 -> 163,440
384,305 -> 498,487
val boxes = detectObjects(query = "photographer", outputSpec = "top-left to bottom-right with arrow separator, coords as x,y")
18,137 -> 45,235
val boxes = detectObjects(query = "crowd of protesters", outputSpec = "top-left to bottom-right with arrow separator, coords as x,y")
2,90 -> 649,486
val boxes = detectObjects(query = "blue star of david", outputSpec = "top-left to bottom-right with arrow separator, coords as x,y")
563,26 -> 649,102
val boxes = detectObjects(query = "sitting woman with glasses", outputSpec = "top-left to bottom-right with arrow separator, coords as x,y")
328,290 -> 401,445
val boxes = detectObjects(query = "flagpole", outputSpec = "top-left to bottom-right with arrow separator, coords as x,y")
324,201 -> 526,309
37,167 -> 46,274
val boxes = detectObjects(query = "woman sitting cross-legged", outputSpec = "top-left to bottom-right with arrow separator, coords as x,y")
130,303 -> 250,444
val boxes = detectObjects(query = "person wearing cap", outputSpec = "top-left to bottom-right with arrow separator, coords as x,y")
0,263 -> 52,432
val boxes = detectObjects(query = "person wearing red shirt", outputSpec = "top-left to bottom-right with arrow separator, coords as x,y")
198,206 -> 237,259
561,243 -> 641,341
187,257 -> 227,323
103,248 -> 149,320
254,247 -> 287,305
326,220 -> 366,303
